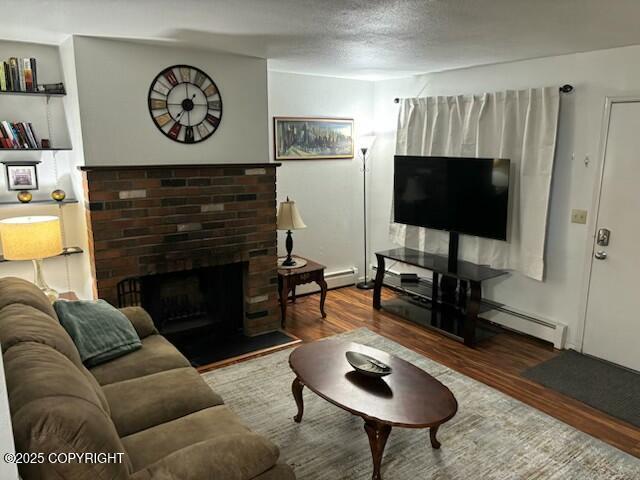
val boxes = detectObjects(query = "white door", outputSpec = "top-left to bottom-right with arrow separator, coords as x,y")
583,99 -> 640,372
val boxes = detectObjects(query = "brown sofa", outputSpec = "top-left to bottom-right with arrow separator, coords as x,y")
0,277 -> 295,480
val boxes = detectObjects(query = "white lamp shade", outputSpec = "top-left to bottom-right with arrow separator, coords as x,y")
0,216 -> 63,260
277,199 -> 306,230
359,135 -> 376,151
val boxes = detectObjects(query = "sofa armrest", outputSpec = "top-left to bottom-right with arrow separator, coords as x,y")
129,433 -> 281,480
118,307 -> 158,339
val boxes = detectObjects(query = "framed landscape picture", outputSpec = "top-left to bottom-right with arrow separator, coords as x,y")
274,117 -> 354,160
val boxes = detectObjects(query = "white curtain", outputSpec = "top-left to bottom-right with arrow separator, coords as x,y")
390,88 -> 560,281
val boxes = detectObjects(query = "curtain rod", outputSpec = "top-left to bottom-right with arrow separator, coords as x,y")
393,84 -> 574,103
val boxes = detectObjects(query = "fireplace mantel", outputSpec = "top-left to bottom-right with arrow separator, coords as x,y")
79,162 -> 281,172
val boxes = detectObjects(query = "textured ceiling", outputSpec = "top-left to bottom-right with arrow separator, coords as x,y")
5,0 -> 640,79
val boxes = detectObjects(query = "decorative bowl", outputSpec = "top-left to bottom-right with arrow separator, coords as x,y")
346,351 -> 392,378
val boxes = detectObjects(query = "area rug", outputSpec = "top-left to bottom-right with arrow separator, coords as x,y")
201,328 -> 639,479
523,349 -> 640,428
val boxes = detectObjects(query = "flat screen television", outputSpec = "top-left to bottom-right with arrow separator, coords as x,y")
393,155 -> 511,241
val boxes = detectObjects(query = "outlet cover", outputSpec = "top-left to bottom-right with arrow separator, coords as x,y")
571,209 -> 588,224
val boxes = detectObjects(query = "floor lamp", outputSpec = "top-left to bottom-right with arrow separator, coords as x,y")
356,135 -> 376,290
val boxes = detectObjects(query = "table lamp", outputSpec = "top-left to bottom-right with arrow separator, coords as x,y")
277,197 -> 306,267
0,215 -> 63,301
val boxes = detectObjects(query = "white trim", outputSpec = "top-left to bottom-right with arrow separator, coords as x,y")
576,95 -> 640,352
0,354 -> 18,479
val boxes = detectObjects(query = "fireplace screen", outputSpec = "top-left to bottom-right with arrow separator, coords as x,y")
117,263 -> 245,341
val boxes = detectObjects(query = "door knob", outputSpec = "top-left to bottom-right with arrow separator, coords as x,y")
594,251 -> 607,260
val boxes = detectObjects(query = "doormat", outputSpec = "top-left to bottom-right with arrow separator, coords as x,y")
523,349 -> 640,427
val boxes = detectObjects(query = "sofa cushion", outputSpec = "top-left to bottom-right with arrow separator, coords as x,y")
90,334 -> 190,385
4,343 -> 131,479
54,299 -> 142,367
103,367 -> 224,437
129,433 -> 282,480
119,306 -> 158,339
0,276 -> 57,319
0,303 -> 111,414
0,303 -> 83,365
122,405 -> 264,472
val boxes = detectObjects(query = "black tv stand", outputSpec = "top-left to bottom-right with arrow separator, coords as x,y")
447,231 -> 459,273
373,247 -> 507,346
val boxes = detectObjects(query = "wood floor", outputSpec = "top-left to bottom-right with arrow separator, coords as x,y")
281,286 -> 640,458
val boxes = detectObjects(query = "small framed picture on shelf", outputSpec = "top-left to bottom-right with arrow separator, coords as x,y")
3,160 -> 40,191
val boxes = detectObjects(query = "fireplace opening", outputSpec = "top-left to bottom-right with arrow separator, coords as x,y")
117,263 -> 246,364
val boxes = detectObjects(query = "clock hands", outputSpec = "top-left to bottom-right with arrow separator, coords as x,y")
168,103 -> 207,106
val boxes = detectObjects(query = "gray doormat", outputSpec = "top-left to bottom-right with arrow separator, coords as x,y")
523,350 -> 640,427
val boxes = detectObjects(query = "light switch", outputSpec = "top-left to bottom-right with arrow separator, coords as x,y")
571,209 -> 588,224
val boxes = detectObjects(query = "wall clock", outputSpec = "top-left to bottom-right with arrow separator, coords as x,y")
148,65 -> 223,144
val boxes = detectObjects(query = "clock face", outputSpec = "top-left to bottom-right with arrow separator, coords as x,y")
148,65 -> 223,144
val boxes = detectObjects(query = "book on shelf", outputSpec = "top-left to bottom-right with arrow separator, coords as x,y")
0,121 -> 40,149
22,58 -> 33,91
0,56 -> 61,93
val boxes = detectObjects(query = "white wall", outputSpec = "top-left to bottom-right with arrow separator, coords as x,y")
371,44 -> 640,349
268,71 -> 374,284
73,36 -> 269,166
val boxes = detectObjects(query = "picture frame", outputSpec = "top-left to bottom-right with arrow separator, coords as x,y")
274,117 -> 354,160
3,161 -> 40,191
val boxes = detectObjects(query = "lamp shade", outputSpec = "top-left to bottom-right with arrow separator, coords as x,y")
0,216 -> 63,261
359,135 -> 376,152
277,198 -> 306,230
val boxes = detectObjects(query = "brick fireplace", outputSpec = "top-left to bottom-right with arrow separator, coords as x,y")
80,163 -> 280,337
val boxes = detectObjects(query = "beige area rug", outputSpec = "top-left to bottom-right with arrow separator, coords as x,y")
202,328 -> 639,479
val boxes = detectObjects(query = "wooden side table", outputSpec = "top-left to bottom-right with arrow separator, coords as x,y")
59,291 -> 79,301
278,256 -> 327,327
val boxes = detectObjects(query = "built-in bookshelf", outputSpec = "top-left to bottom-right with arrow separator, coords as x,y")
0,198 -> 78,206
0,91 -> 65,97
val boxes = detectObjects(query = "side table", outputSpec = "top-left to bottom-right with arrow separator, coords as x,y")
278,257 -> 327,327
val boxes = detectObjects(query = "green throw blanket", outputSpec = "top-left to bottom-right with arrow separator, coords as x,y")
54,299 -> 142,367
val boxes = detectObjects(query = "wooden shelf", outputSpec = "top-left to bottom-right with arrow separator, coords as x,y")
382,272 -> 497,314
0,246 -> 83,263
0,198 -> 78,206
0,148 -> 72,152
0,90 -> 65,97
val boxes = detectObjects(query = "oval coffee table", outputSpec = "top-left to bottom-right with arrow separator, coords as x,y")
289,339 -> 458,480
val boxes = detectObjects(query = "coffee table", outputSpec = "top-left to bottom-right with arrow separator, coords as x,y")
289,339 -> 458,480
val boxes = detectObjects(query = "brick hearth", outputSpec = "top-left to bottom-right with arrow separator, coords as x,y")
80,163 -> 280,335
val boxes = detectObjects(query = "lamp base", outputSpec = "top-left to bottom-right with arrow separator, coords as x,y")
356,280 -> 376,290
278,257 -> 308,269
281,256 -> 296,267
32,259 -> 59,302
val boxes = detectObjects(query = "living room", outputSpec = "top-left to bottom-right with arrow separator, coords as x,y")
0,1 -> 639,479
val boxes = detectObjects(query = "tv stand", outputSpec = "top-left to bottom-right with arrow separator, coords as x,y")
373,247 -> 507,346
447,231 -> 459,273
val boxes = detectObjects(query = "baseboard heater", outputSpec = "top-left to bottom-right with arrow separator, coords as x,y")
373,266 -> 567,349
290,267 -> 356,298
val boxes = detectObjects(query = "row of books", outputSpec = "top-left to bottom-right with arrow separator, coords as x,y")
0,57 -> 38,92
0,121 -> 40,149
